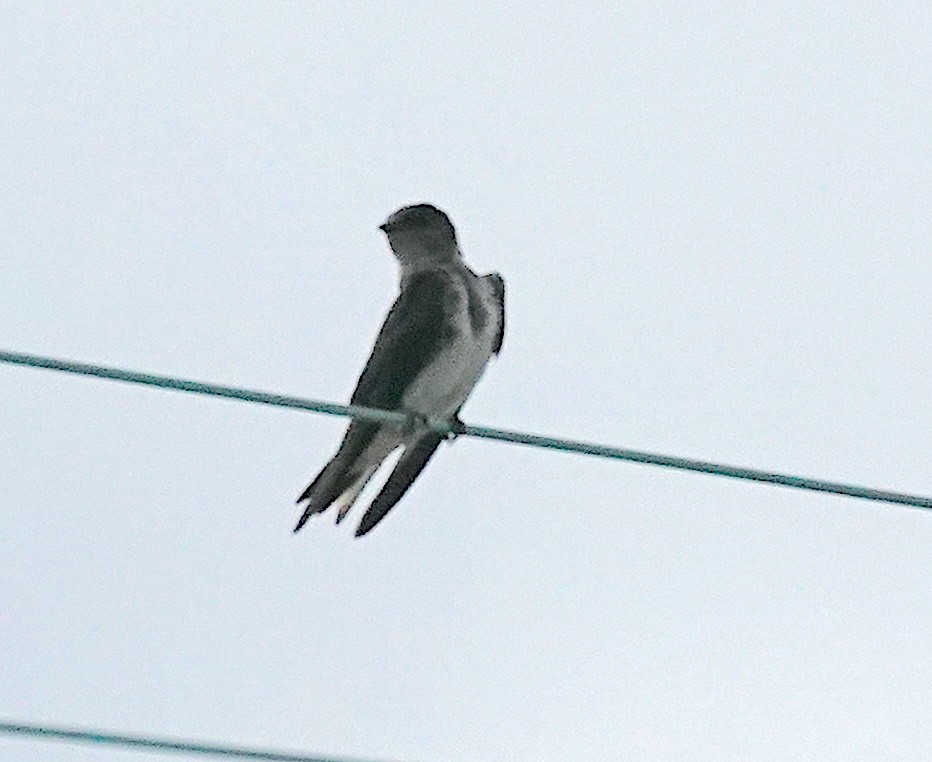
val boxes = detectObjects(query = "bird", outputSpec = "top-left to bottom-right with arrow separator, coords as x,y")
295,203 -> 505,537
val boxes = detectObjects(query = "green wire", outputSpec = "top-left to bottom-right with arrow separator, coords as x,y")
0,720 -> 395,761
1,349 -> 930,510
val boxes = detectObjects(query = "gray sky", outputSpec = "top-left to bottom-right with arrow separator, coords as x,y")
2,3 -> 930,761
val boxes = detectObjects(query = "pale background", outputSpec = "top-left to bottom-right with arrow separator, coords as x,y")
1,3 -> 930,761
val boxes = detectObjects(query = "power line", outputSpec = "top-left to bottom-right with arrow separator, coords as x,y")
1,348 -> 930,511
0,720 -> 398,761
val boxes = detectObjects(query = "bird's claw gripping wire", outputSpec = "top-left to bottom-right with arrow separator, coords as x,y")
402,410 -> 466,441
401,410 -> 431,436
444,415 -> 467,442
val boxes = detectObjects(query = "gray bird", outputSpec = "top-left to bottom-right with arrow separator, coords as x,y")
295,204 -> 505,537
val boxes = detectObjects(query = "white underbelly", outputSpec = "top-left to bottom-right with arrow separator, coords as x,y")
401,335 -> 490,416
402,307 -> 497,416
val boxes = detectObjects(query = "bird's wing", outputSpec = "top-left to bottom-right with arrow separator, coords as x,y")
486,273 -> 505,355
355,431 -> 444,537
294,270 -> 457,528
349,269 -> 459,409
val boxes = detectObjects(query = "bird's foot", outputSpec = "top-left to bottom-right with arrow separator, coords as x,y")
444,415 -> 467,442
402,410 -> 431,436
402,411 -> 465,441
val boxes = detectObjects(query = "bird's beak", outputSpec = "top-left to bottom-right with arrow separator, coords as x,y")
378,222 -> 390,233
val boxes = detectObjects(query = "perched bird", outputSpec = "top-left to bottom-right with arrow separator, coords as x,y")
295,204 -> 505,537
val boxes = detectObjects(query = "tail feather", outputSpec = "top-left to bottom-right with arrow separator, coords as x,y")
355,433 -> 443,537
335,466 -> 378,524
296,458 -> 333,505
294,458 -> 363,532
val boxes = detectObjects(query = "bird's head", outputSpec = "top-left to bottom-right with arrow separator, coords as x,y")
379,204 -> 459,264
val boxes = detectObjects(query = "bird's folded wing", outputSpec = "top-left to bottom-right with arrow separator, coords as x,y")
350,269 -> 459,410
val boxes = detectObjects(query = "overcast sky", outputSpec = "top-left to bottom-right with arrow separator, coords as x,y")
2,3 -> 930,761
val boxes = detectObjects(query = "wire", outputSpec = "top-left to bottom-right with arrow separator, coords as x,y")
0,720 -> 397,761
1,348 -> 930,511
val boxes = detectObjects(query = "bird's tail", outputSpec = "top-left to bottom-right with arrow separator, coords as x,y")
355,432 -> 443,537
294,459 -> 372,532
